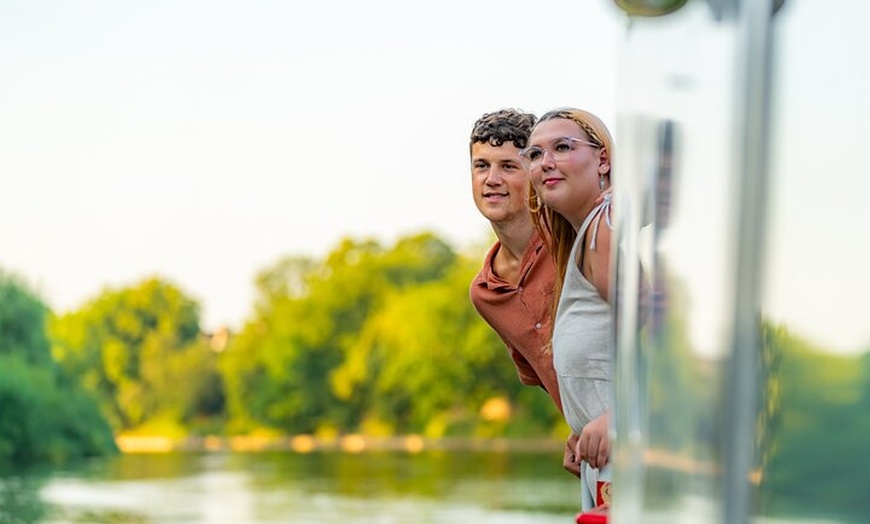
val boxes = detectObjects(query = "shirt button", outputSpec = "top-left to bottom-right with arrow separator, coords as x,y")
535,322 -> 542,329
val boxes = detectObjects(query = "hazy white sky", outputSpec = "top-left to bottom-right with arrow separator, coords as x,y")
0,0 -> 622,330
611,0 -> 870,355
2,0 -> 868,355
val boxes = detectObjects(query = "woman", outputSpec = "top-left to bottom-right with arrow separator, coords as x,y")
521,108 -> 614,512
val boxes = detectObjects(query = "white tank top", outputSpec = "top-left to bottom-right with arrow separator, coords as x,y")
552,196 -> 613,434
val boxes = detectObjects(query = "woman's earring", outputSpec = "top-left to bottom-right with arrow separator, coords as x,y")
599,176 -> 607,191
529,196 -> 542,213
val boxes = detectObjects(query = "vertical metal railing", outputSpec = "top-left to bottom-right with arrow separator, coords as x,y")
722,0 -> 776,522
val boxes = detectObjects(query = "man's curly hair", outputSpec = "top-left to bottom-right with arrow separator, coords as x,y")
469,109 -> 537,153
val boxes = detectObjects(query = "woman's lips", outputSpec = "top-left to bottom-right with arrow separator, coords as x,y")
541,177 -> 562,187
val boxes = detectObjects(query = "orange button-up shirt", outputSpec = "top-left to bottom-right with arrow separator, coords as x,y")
469,231 -> 562,413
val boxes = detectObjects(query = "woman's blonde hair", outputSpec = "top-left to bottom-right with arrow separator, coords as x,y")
528,108 -> 614,349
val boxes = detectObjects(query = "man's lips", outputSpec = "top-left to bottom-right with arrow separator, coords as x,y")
483,192 -> 508,200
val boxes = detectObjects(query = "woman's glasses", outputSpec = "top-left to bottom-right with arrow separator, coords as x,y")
519,137 -> 601,167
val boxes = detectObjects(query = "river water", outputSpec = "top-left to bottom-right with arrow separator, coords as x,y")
1,450 -> 582,523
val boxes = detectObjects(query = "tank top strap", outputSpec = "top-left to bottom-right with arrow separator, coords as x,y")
578,193 -> 613,252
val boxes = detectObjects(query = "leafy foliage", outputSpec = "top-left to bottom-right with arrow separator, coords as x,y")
0,271 -> 52,367
9,233 -> 561,444
218,232 -> 556,437
51,277 -> 223,432
758,326 -> 870,520
0,271 -> 116,465
0,354 -> 116,463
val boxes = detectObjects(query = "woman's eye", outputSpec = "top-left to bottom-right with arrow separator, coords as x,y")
527,149 -> 542,161
555,141 -> 572,152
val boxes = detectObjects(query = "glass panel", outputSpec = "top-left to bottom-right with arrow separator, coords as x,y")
611,3 -> 744,522
610,1 -> 870,523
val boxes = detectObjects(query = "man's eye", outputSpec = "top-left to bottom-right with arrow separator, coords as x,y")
474,162 -> 487,170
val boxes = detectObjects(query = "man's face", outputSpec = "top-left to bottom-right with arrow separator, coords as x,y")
470,141 -> 530,225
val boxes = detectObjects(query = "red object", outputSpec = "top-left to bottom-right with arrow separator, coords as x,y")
575,504 -> 609,524
596,481 -> 612,507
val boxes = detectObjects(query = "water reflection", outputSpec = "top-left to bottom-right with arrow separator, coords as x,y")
0,473 -> 47,524
2,450 -> 581,524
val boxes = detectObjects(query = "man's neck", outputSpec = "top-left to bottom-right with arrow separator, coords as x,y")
490,217 -> 535,285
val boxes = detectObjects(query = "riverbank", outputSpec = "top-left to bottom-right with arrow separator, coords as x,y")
115,435 -> 564,454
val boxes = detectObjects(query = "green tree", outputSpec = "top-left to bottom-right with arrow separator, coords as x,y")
0,270 -> 115,464
0,354 -> 116,463
331,256 -> 524,435
759,326 -> 870,521
0,271 -> 52,367
51,277 -> 223,433
220,238 -> 387,434
219,231 -> 550,437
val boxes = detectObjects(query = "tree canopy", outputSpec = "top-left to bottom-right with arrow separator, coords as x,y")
0,271 -> 116,464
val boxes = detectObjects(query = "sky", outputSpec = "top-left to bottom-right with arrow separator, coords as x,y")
1,0 -> 868,355
0,0 -> 622,330
611,0 -> 870,356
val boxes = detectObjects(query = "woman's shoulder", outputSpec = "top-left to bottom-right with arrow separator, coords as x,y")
585,199 -> 613,300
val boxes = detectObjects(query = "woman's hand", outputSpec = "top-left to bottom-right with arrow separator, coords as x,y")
576,412 -> 610,470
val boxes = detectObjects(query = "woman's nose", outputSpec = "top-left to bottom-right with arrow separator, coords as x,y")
539,149 -> 557,168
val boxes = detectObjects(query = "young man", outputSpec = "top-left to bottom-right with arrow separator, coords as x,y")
467,109 -> 580,476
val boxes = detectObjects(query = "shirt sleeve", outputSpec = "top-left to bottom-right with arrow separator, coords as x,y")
508,344 -> 543,387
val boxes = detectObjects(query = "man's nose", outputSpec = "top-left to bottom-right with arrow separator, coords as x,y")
485,168 -> 504,184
